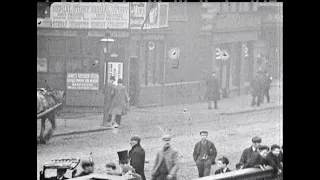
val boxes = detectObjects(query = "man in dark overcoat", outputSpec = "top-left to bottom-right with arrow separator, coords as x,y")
205,71 -> 220,109
236,136 -> 262,169
262,70 -> 272,104
102,76 -> 116,127
193,131 -> 217,177
129,135 -> 146,180
250,70 -> 264,107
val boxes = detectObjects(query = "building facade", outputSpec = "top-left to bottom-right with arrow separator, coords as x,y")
37,2 -> 282,108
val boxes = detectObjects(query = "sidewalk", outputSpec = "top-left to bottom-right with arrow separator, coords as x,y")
37,80 -> 282,137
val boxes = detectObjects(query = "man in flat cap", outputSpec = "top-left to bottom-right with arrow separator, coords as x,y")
129,135 -> 146,180
237,136 -> 262,170
205,71 -> 220,109
193,131 -> 217,177
243,145 -> 281,175
151,134 -> 179,180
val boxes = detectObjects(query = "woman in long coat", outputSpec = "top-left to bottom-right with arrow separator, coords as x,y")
109,78 -> 130,128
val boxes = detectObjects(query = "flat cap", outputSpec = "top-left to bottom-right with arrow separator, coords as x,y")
258,145 -> 269,151
271,144 -> 280,150
252,136 -> 262,143
105,162 -> 116,169
200,131 -> 208,135
130,135 -> 141,142
162,134 -> 171,141
81,160 -> 94,168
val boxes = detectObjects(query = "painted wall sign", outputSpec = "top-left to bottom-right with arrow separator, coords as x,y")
67,73 -> 99,90
50,2 -> 129,29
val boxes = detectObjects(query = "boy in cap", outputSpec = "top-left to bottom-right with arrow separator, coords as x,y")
267,144 -> 283,171
151,134 -> 179,180
122,165 -> 143,180
237,136 -> 262,169
72,160 -> 94,178
214,156 -> 231,174
244,145 -> 281,175
193,131 -> 217,177
105,162 -> 119,176
129,135 -> 146,180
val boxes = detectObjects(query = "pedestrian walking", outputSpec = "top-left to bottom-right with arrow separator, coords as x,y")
250,70 -> 264,107
236,136 -> 262,169
262,70 -> 272,104
214,156 -> 231,175
151,134 -> 179,180
205,71 -> 220,109
129,135 -> 146,180
102,76 -> 116,127
109,78 -> 130,128
193,131 -> 217,177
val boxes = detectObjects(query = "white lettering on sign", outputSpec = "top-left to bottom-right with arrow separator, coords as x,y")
67,73 -> 99,90
50,2 -> 129,29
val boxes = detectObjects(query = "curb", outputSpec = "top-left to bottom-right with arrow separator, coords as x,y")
51,105 -> 282,138
52,127 -> 113,138
218,105 -> 282,116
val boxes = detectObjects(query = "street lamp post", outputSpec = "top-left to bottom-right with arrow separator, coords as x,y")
100,33 -> 114,85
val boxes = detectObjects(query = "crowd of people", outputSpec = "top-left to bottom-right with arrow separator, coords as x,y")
40,133 -> 282,180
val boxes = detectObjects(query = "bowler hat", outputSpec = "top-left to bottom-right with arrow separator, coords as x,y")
117,150 -> 129,164
252,136 -> 262,143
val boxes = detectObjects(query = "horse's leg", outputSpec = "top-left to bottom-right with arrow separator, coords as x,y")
39,117 -> 46,144
44,114 -> 56,143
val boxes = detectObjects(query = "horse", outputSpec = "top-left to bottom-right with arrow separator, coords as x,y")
37,87 -> 65,144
